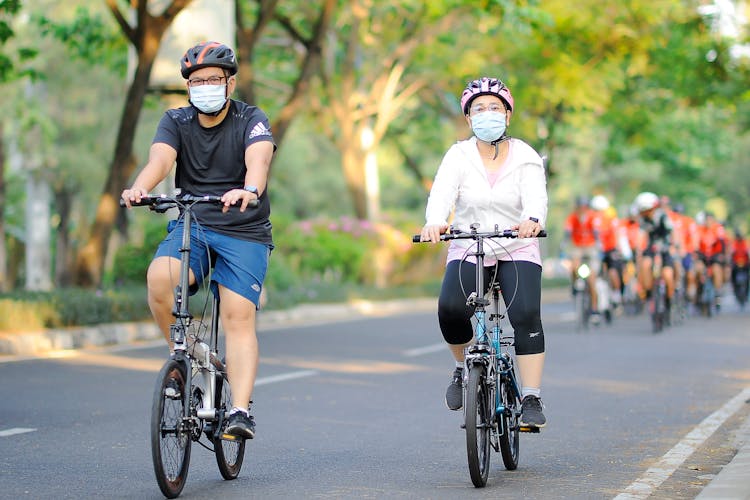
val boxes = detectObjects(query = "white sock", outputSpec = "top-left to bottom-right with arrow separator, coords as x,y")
455,361 -> 464,369
522,387 -> 541,399
230,406 -> 249,417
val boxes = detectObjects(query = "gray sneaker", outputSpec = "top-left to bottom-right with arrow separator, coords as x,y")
520,395 -> 546,428
445,367 -> 464,410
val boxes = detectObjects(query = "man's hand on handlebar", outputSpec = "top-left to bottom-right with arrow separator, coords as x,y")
420,223 -> 450,244
221,188 -> 258,213
121,187 -> 150,209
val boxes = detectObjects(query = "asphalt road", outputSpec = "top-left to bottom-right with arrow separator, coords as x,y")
1,294 -> 749,499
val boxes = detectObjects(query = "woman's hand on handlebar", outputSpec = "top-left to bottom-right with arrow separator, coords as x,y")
221,188 -> 258,213
514,218 -> 543,238
121,187 -> 149,208
420,223 -> 449,244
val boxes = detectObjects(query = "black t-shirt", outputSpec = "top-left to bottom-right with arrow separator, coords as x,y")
640,208 -> 672,251
153,100 -> 275,245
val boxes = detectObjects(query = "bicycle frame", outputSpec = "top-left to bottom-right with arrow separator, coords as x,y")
463,236 -> 522,440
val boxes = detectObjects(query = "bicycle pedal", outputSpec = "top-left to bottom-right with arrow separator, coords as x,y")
220,433 -> 243,442
519,426 -> 541,433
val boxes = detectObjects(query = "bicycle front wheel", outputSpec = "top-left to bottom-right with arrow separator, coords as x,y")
498,374 -> 520,470
151,359 -> 191,499
575,283 -> 591,332
214,371 -> 246,479
465,364 -> 492,487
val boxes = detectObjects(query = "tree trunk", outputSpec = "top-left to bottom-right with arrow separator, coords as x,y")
73,0 -> 191,287
340,145 -> 368,220
235,0 -> 335,152
54,187 -> 74,287
0,121 -> 7,292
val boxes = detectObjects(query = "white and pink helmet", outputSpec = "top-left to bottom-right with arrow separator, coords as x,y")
460,77 -> 514,115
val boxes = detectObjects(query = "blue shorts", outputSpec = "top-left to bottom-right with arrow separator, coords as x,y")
154,220 -> 270,308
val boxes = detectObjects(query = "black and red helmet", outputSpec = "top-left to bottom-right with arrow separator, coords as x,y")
180,41 -> 238,79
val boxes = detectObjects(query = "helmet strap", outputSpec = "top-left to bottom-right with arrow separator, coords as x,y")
489,134 -> 510,160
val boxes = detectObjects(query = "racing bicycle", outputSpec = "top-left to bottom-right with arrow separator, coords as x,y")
122,193 -> 255,498
414,223 -> 546,487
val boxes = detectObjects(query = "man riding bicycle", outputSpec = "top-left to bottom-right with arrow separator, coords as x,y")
695,211 -> 728,312
121,41 -> 275,440
633,192 -> 675,312
562,195 -> 602,322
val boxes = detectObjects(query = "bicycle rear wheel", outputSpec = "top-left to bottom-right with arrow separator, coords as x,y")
465,364 -> 492,487
151,359 -> 191,499
214,371 -> 246,479
498,374 -> 520,470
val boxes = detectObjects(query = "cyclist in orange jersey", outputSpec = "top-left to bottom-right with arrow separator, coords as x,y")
730,229 -> 749,303
695,211 -> 727,310
673,203 -> 700,304
562,195 -> 601,320
591,195 -> 630,310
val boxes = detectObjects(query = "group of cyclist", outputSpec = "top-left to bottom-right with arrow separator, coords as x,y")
562,191 -> 750,324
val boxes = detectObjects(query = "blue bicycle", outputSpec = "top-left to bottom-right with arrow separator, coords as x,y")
414,224 -> 546,487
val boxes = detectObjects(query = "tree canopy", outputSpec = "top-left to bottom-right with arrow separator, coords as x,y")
1,0 -> 749,289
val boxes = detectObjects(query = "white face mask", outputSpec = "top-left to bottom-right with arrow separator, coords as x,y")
189,84 -> 227,114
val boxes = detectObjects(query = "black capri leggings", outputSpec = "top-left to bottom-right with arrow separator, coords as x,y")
437,260 -> 545,355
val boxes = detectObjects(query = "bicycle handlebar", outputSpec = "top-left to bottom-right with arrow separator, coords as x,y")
119,193 -> 259,210
412,227 -> 547,243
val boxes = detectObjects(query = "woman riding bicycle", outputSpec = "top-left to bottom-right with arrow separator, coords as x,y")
418,76 -> 548,429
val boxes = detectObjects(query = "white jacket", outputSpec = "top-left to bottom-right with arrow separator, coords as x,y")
425,136 -> 548,258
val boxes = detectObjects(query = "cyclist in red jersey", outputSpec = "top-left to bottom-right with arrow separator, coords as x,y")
696,211 -> 727,310
673,203 -> 700,305
730,229 -> 749,306
591,195 -> 630,311
563,195 -> 602,320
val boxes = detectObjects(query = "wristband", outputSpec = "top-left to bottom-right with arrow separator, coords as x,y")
244,185 -> 259,195
529,217 -> 539,223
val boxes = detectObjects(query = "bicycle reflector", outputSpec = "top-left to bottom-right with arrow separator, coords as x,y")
577,263 -> 591,279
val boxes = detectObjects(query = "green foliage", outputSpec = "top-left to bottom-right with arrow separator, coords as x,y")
35,6 -> 127,74
0,287 -> 151,331
273,215 -> 378,283
111,218 -> 166,284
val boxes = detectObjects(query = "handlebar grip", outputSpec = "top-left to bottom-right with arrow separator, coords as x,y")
119,196 -> 156,207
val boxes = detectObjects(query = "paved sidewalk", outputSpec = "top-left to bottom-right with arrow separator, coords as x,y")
694,410 -> 750,500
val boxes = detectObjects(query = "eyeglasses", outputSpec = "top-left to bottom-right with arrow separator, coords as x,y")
470,103 -> 506,114
187,75 -> 227,87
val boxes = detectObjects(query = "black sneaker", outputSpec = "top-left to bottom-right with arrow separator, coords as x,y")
225,410 -> 256,439
445,367 -> 463,411
520,395 -> 546,428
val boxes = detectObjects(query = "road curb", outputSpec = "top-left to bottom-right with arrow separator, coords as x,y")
0,289 -> 570,357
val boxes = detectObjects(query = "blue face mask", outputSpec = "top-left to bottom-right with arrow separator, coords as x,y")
471,111 -> 507,143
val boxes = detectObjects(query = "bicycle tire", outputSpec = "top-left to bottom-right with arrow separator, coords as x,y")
576,283 -> 591,332
465,364 -> 492,487
151,359 -> 191,499
213,371 -> 246,479
498,374 -> 520,470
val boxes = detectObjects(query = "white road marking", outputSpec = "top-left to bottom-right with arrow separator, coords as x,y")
0,428 -> 35,437
255,370 -> 318,386
614,386 -> 750,499
403,343 -> 446,357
